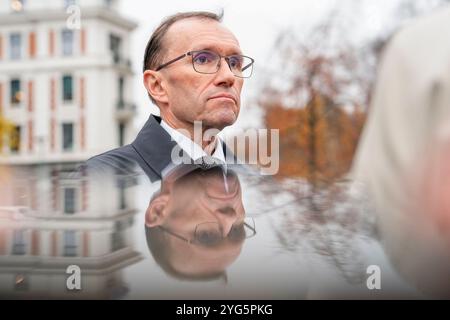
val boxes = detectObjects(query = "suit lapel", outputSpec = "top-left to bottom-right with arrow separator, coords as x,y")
131,114 -> 178,178
131,114 -> 239,178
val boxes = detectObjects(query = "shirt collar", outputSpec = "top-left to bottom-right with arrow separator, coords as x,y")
130,115 -> 236,180
160,119 -> 226,164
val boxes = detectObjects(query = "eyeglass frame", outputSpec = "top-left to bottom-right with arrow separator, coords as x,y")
154,50 -> 255,78
157,217 -> 256,246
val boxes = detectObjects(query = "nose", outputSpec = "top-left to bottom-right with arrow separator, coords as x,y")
214,57 -> 236,88
215,206 -> 238,237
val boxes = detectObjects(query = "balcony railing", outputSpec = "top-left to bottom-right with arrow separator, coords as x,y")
116,100 -> 136,120
12,243 -> 26,255
112,55 -> 132,69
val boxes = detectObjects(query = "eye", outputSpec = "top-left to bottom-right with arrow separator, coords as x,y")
228,56 -> 243,70
193,51 -> 216,65
228,224 -> 245,242
196,229 -> 221,245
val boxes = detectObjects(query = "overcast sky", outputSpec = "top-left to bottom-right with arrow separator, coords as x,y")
117,0 -> 417,133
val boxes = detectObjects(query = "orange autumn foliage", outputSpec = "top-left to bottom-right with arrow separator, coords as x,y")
264,93 -> 366,185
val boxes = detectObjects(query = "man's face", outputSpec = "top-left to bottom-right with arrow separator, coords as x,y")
166,168 -> 245,237
145,168 -> 246,277
159,18 -> 244,131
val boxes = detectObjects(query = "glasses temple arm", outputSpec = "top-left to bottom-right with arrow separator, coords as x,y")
242,62 -> 253,72
158,225 -> 191,243
155,53 -> 188,71
243,221 -> 256,233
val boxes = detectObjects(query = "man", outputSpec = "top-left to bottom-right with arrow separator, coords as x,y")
85,11 -> 254,181
145,164 -> 254,281
351,6 -> 450,298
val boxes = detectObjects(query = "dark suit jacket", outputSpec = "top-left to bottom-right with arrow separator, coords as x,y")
83,114 -> 238,181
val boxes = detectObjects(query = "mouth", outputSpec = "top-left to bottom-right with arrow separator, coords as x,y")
208,93 -> 237,104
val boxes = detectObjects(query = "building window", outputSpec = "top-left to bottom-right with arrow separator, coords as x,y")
10,125 -> 21,153
64,0 -> 76,7
62,30 -> 73,56
63,230 -> 77,257
118,179 -> 126,209
111,221 -> 125,251
109,34 -> 121,64
118,76 -> 124,104
62,123 -> 74,151
12,230 -> 26,255
10,33 -> 21,59
64,187 -> 76,214
62,75 -> 73,101
10,79 -> 22,104
118,122 -> 125,147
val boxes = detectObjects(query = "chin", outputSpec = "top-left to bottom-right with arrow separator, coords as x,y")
206,109 -> 237,130
205,99 -> 238,123
212,116 -> 236,130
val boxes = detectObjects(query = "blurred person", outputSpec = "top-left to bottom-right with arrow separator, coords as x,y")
351,6 -> 450,298
145,165 -> 254,281
85,11 -> 254,180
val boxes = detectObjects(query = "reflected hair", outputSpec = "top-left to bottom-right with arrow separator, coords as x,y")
145,226 -> 228,283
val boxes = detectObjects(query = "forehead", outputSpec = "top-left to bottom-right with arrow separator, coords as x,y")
164,18 -> 241,55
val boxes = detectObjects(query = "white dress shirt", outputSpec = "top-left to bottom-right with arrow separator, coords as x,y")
160,119 -> 227,176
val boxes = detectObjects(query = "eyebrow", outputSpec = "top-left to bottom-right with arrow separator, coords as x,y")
191,45 -> 243,56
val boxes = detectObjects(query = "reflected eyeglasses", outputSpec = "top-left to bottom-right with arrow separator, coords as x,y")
158,217 -> 256,247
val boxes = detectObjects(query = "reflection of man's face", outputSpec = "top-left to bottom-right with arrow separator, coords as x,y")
167,168 -> 245,237
145,167 -> 247,278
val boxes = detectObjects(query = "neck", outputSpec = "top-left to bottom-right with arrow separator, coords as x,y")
161,116 -> 219,151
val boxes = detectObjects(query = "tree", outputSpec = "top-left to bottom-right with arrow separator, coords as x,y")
258,0 -> 450,284
259,19 -> 367,188
258,0 -> 450,187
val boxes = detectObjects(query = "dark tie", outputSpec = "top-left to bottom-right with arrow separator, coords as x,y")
194,156 -> 223,170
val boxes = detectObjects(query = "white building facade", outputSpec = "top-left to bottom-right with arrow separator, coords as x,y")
0,0 -> 138,165
0,1 -> 142,298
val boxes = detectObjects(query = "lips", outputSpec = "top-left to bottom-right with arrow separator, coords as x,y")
208,93 -> 237,104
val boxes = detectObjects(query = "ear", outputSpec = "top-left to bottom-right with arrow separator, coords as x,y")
145,194 -> 170,227
143,70 -> 169,105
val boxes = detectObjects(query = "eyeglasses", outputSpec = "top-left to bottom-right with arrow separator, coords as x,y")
155,50 -> 255,78
158,217 -> 256,247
